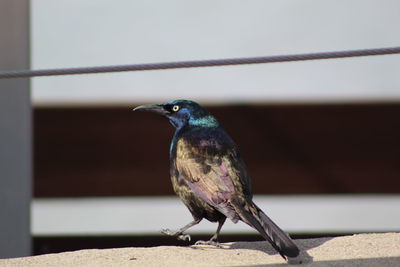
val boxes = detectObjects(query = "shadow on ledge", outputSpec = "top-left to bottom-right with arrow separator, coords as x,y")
242,256 -> 400,267
191,236 -> 332,265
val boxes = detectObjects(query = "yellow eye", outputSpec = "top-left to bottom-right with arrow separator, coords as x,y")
172,105 -> 180,112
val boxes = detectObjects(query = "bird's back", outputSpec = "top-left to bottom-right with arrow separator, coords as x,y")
169,126 -> 252,222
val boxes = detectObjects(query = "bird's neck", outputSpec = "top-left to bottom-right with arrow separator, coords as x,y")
188,115 -> 219,128
169,123 -> 221,157
170,115 -> 219,132
169,116 -> 219,157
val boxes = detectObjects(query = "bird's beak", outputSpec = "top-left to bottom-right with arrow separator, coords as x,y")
133,104 -> 169,116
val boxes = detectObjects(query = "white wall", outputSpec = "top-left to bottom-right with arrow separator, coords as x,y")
31,1 -> 400,106
32,195 -> 400,235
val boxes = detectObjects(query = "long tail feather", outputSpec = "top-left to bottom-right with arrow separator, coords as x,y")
254,203 -> 299,258
232,200 -> 299,259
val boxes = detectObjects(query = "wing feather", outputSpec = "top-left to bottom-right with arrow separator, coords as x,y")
175,137 -> 247,222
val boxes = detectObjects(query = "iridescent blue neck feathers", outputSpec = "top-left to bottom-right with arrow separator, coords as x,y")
189,115 -> 219,127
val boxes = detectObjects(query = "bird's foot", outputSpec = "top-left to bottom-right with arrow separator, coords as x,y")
194,240 -> 222,248
161,229 -> 191,242
177,234 -> 191,241
160,228 -> 175,236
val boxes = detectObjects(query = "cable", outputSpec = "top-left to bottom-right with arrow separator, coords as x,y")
0,46 -> 399,79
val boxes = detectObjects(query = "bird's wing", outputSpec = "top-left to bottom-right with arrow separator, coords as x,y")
175,137 -> 248,222
175,136 -> 299,258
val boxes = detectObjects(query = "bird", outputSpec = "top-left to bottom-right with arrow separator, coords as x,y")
134,99 -> 300,260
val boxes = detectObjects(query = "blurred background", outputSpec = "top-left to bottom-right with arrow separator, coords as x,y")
1,0 -> 400,258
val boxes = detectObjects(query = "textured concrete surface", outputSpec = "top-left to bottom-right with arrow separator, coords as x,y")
1,233 -> 399,266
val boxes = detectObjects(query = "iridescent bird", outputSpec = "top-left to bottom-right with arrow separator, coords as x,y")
134,100 -> 299,259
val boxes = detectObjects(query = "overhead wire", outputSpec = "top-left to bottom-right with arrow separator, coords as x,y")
0,46 -> 399,79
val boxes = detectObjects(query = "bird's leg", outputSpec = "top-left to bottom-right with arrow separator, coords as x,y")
161,218 -> 202,242
195,217 -> 226,247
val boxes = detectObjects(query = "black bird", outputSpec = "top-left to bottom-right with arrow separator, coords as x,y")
134,100 -> 299,259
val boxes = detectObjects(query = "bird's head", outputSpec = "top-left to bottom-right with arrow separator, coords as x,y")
133,99 -> 219,130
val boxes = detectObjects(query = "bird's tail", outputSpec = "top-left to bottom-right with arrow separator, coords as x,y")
232,199 -> 299,259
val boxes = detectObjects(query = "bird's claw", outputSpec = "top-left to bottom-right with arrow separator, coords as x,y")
161,229 -> 191,242
160,228 -> 173,236
177,234 -> 191,241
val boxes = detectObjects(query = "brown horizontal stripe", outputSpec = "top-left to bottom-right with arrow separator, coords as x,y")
34,103 -> 400,197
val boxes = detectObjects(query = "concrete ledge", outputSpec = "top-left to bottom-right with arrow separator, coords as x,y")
1,233 -> 399,266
